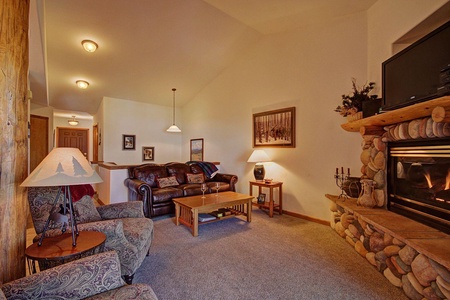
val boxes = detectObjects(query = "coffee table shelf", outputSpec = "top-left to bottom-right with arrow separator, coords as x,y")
173,191 -> 253,236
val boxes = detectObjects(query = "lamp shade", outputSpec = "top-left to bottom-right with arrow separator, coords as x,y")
21,148 -> 103,187
247,150 -> 270,163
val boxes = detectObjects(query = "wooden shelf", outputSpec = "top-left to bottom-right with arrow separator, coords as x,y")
341,96 -> 450,132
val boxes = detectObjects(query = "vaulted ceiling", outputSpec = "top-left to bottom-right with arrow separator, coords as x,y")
29,0 -> 377,116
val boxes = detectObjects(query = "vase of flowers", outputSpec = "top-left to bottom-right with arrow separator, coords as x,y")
335,78 -> 377,121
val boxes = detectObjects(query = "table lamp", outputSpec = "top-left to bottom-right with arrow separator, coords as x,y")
21,147 -> 103,246
247,150 -> 270,181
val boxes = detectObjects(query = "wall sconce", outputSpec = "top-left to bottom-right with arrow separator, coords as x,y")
68,116 -> 79,126
81,40 -> 98,52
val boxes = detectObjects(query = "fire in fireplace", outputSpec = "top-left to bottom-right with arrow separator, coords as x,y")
388,139 -> 450,234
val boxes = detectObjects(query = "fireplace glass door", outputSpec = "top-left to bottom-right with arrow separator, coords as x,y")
388,142 -> 450,234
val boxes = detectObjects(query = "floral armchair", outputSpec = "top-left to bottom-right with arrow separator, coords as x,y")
27,186 -> 154,284
1,251 -> 158,299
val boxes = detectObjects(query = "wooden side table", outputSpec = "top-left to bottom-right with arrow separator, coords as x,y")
249,181 -> 283,217
25,231 -> 106,274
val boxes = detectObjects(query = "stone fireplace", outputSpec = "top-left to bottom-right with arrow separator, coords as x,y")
327,96 -> 450,300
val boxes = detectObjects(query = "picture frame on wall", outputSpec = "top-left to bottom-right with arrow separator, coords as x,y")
190,138 -> 204,161
123,134 -> 136,150
142,146 -> 155,161
253,107 -> 296,148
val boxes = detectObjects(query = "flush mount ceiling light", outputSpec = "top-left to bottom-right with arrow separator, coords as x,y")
167,88 -> 181,133
76,80 -> 89,89
68,116 -> 79,126
81,39 -> 98,52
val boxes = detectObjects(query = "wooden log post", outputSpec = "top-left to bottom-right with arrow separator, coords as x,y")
431,106 -> 450,123
359,125 -> 385,137
0,0 -> 30,283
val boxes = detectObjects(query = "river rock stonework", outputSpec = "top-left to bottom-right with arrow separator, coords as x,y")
329,203 -> 450,300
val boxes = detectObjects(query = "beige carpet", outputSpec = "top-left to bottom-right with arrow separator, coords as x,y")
135,209 -> 408,300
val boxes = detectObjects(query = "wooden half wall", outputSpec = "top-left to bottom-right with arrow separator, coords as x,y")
0,0 -> 30,283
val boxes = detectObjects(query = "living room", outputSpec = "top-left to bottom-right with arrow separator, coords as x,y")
2,0 -> 450,298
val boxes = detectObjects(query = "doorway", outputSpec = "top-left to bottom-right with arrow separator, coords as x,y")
30,115 -> 49,172
57,127 -> 89,158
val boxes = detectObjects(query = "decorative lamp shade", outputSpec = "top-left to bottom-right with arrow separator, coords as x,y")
247,150 -> 271,163
21,148 -> 103,187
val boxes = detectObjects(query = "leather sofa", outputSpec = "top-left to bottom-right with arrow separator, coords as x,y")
1,251 -> 158,299
124,162 -> 238,218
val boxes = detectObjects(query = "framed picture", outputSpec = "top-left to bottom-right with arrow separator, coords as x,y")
123,134 -> 136,150
142,146 -> 155,161
253,107 -> 295,148
257,193 -> 266,204
190,138 -> 204,161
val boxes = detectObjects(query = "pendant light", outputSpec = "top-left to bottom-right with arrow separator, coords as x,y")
68,116 -> 79,126
167,88 -> 181,132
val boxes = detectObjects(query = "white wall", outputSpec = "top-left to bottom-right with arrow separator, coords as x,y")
182,13 -> 368,221
100,97 -> 182,165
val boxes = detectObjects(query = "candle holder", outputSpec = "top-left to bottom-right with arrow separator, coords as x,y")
334,169 -> 350,200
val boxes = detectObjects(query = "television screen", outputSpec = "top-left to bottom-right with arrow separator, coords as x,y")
382,20 -> 450,111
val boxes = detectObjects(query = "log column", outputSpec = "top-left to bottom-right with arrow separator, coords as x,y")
0,0 -> 30,283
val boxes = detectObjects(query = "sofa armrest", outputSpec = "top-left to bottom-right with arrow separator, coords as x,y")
124,178 -> 153,218
1,251 -> 125,299
97,201 -> 145,219
211,173 -> 238,191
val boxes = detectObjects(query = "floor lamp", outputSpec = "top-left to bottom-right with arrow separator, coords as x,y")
21,148 -> 103,246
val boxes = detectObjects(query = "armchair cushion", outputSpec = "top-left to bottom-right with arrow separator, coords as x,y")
73,195 -> 102,223
97,201 -> 145,219
1,251 -> 125,299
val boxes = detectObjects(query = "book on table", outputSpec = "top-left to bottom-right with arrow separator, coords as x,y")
198,213 -> 216,222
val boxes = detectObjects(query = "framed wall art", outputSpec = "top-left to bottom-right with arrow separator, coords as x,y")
253,107 -> 295,148
142,146 -> 155,161
190,138 -> 204,161
122,134 -> 136,150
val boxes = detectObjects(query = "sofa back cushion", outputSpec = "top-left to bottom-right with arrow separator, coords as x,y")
165,163 -> 191,184
130,164 -> 168,188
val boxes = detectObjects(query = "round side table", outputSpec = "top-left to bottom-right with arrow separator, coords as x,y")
25,231 -> 106,273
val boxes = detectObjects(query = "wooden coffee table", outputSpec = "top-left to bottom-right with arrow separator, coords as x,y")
173,191 -> 253,236
25,231 -> 106,273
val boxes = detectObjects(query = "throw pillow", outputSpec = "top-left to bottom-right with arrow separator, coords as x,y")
186,172 -> 205,184
65,184 -> 95,202
156,176 -> 179,188
73,195 -> 102,224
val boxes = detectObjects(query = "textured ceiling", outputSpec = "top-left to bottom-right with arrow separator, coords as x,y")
29,0 -> 377,115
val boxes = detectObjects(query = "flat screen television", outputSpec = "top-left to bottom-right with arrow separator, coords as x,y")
382,20 -> 450,111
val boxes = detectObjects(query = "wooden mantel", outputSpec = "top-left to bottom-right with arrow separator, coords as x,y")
341,95 -> 450,132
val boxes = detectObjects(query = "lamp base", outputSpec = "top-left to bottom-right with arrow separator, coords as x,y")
253,164 -> 265,181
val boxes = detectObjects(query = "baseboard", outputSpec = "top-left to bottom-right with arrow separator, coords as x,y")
283,210 -> 330,226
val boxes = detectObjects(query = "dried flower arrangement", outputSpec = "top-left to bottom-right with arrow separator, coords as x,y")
335,78 -> 376,117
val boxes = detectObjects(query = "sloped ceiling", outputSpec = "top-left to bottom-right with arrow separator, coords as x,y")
29,0 -> 377,115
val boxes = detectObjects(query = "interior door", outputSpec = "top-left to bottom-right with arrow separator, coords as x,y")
57,128 -> 89,157
30,115 -> 49,172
